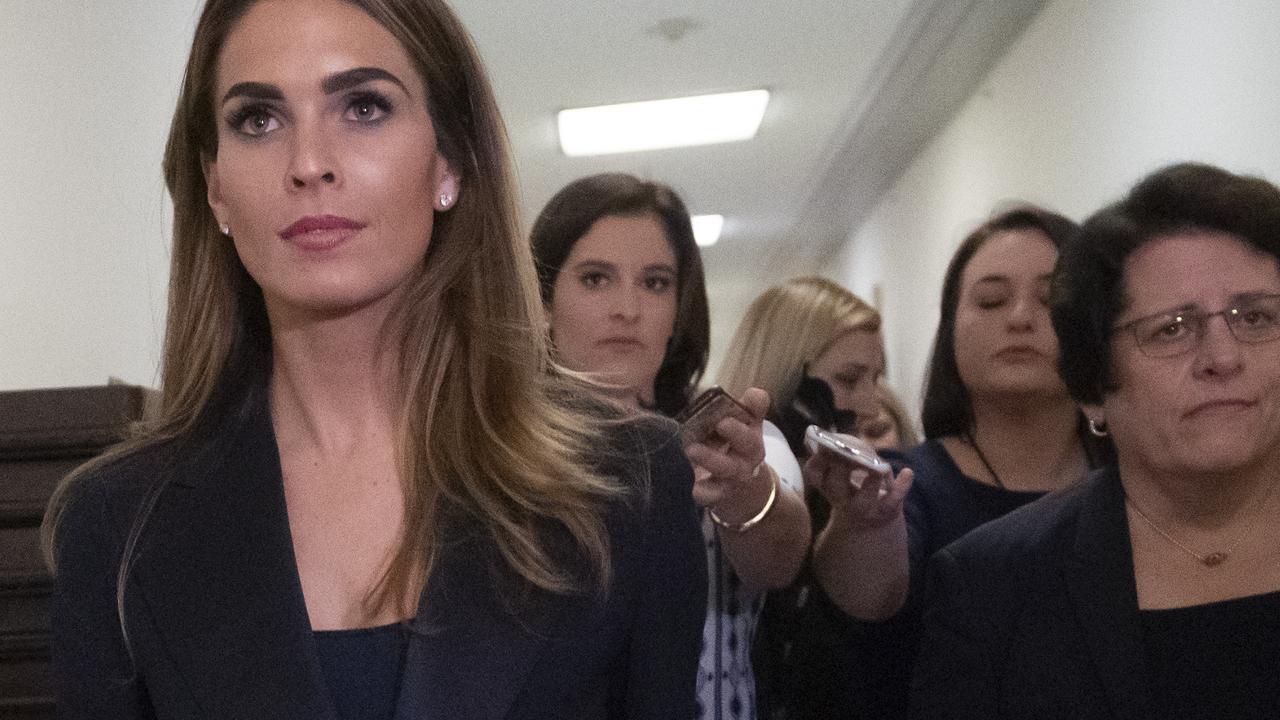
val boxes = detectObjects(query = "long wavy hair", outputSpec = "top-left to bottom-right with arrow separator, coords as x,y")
716,276 -> 881,425
44,0 -> 620,619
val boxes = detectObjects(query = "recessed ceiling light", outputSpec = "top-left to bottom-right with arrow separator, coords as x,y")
692,215 -> 724,247
558,90 -> 770,157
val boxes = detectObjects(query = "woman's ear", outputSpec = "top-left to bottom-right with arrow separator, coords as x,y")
204,158 -> 231,233
1081,403 -> 1109,437
433,163 -> 460,211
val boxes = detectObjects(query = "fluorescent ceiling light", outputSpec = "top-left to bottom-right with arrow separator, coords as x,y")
692,215 -> 724,247
558,90 -> 770,157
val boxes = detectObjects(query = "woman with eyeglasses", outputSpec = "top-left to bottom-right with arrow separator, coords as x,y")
911,163 -> 1280,719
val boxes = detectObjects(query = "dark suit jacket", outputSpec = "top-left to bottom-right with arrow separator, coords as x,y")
909,467 -> 1157,720
51,384 -> 707,719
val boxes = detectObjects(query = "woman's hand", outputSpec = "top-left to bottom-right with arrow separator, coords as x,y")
805,432 -> 914,620
683,388 -> 772,520
804,435 -> 913,531
683,388 -> 811,589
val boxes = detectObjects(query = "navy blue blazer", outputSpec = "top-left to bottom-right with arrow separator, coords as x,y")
909,468 -> 1153,719
51,384 -> 707,719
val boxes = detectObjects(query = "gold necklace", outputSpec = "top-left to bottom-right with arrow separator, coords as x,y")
1124,480 -> 1278,567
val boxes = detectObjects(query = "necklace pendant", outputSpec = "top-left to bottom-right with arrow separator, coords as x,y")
1202,551 -> 1228,567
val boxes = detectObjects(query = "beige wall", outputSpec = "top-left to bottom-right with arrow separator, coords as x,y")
0,2 -> 202,391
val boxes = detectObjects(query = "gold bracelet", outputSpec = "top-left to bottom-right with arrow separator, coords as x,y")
709,465 -> 778,533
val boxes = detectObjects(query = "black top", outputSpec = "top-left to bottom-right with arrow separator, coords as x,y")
901,440 -> 1045,599
910,467 -> 1280,719
864,440 -> 1046,720
1141,591 -> 1280,720
314,623 -> 408,720
753,439 -> 1045,720
50,377 -> 707,720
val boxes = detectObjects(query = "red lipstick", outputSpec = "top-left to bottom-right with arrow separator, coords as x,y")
278,215 -> 366,250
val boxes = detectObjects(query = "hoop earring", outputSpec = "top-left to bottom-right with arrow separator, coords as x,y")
1088,417 -> 1109,437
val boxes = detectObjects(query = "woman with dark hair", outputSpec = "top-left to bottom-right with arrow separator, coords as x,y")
800,205 -> 1105,719
532,174 -> 811,720
531,172 -> 710,415
44,1 -> 705,717
912,164 -> 1280,718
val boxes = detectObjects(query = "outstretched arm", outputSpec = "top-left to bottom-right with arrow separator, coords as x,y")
807,441 -> 914,620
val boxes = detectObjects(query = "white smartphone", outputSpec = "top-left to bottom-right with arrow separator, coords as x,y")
804,426 -> 891,487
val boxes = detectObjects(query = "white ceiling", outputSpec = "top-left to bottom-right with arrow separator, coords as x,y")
450,0 -> 1049,368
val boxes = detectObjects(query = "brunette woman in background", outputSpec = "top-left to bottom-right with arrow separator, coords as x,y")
532,173 -> 810,720
809,207 -> 1109,719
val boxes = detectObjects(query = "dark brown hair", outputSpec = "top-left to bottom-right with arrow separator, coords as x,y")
531,173 -> 710,417
920,205 -> 1079,438
1053,162 -> 1280,405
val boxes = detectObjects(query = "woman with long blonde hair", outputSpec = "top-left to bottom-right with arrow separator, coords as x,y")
43,1 -> 705,717
717,276 -> 914,720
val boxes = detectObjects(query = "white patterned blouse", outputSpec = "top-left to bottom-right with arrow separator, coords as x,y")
695,421 -> 804,720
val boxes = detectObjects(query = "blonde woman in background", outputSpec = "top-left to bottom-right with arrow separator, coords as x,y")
717,276 -> 913,720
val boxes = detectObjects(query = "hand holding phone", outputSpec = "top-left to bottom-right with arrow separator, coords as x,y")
679,387 -> 772,513
804,426 -> 891,490
676,386 -> 755,447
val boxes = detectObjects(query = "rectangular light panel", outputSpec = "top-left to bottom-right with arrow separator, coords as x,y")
558,90 -> 770,157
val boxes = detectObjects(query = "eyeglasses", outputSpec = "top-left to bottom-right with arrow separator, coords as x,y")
1113,293 -> 1280,358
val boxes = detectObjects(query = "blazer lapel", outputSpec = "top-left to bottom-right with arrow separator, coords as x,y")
394,532 -> 566,720
133,393 -> 338,719
1061,470 -> 1153,720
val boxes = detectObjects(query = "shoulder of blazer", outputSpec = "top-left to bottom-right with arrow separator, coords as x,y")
50,383 -> 267,569
593,412 -> 690,510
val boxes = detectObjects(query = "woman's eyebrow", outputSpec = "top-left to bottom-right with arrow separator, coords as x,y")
571,260 -> 617,272
220,67 -> 409,106
972,274 -> 1011,285
321,66 -> 409,95
222,81 -> 283,105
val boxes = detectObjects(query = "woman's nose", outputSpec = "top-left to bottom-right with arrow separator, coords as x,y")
1007,295 -> 1038,331
1193,315 -> 1244,380
287,122 -> 340,190
609,286 -> 641,321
